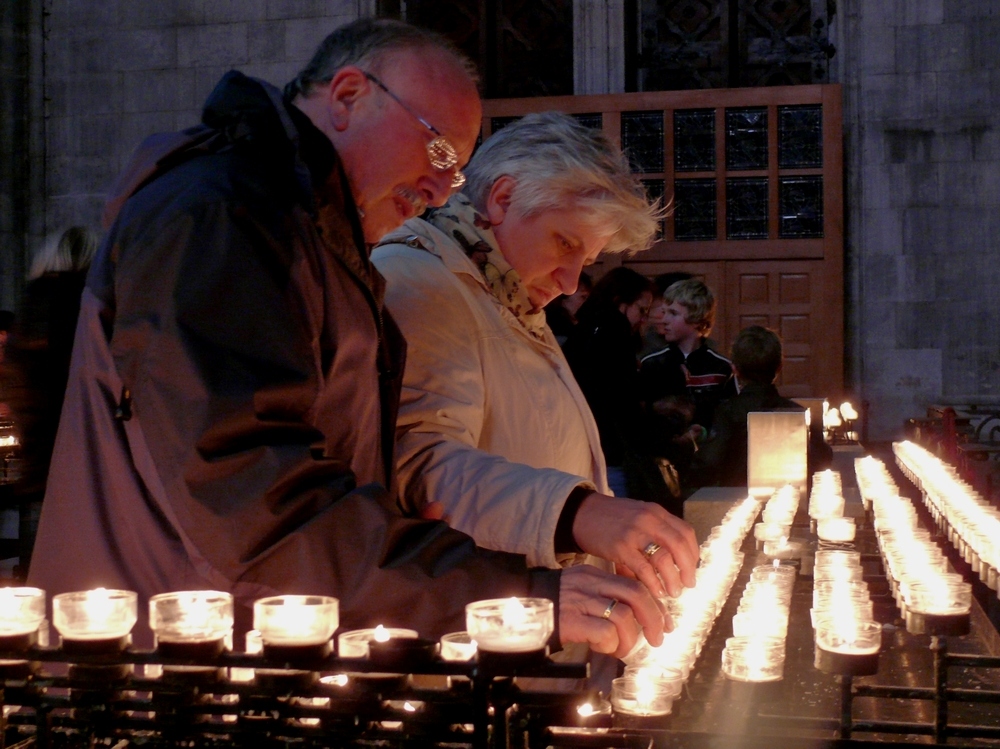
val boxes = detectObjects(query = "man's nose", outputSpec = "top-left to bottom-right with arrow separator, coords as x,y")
419,170 -> 455,207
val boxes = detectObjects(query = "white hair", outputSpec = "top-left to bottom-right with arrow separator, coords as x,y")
462,112 -> 665,254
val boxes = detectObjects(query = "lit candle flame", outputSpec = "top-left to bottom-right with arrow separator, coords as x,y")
373,624 -> 390,642
577,702 -> 595,717
501,597 -> 527,627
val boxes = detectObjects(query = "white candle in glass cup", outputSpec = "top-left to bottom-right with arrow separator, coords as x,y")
439,631 -> 478,662
818,517 -> 857,543
253,595 -> 338,647
337,625 -> 419,658
52,589 -> 138,642
150,591 -> 234,646
466,597 -> 554,654
610,674 -> 677,717
815,614 -> 881,655
0,588 -> 45,638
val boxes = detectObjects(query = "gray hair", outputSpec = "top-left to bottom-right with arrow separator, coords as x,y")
462,112 -> 665,254
284,18 -> 478,100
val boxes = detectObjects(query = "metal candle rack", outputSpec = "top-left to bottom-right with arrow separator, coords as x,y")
0,642 -> 596,748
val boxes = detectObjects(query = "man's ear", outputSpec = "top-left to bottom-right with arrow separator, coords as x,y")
323,66 -> 370,132
485,174 -> 517,226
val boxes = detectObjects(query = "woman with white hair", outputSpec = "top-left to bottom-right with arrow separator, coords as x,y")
372,112 -> 699,612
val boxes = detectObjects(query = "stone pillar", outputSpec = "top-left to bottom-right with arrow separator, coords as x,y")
573,0 -> 625,94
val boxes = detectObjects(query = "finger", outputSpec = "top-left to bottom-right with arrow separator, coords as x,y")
622,545 -> 667,599
603,576 -> 665,647
603,600 -> 642,658
649,548 -> 684,598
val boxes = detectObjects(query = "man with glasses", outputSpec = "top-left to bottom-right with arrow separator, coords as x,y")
30,19 -> 666,656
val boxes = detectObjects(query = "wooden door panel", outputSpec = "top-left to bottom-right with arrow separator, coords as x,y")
725,260 -> 839,399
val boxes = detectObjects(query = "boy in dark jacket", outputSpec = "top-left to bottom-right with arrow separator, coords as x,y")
691,326 -> 832,487
639,279 -> 735,436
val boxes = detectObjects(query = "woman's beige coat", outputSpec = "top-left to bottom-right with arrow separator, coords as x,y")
372,218 -> 611,569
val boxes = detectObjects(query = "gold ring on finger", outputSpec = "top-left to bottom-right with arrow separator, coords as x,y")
602,598 -> 619,619
643,542 -> 662,558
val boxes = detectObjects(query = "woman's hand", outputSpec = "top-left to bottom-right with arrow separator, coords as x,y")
557,563 -> 666,658
572,493 -> 699,599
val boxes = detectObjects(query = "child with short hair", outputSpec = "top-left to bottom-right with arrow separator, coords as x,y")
690,325 -> 831,487
639,279 -> 735,434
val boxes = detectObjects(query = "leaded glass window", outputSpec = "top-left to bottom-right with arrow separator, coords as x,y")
726,178 -> 769,239
779,176 -> 824,238
725,107 -> 768,170
779,105 -> 822,168
674,109 -> 715,172
674,179 -> 717,240
622,111 -> 665,174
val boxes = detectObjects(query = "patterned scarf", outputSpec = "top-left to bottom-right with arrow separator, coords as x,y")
426,194 -> 548,341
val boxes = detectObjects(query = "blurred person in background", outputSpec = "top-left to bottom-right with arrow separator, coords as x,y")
546,271 -> 592,345
564,268 -> 684,511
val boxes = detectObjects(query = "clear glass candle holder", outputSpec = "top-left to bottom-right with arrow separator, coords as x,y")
53,589 -> 137,642
150,591 -> 233,645
253,595 -> 338,646
732,611 -> 788,639
466,597 -> 553,653
439,631 -> 477,662
721,636 -> 785,682
337,626 -> 418,658
610,675 -> 677,717
754,522 -> 791,543
0,587 -> 45,637
809,495 -> 846,519
814,564 -> 863,583
904,580 -> 973,616
815,616 -> 881,655
622,665 -> 685,697
762,539 -> 806,560
750,564 -> 798,584
812,600 -> 874,628
817,517 -> 857,543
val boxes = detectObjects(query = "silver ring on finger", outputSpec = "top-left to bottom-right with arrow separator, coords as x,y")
643,542 -> 662,558
602,598 -> 619,619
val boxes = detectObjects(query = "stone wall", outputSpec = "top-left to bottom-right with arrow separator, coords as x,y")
19,0 -> 371,307
840,0 -> 1000,438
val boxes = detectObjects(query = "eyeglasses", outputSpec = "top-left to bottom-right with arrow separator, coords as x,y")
363,72 -> 466,190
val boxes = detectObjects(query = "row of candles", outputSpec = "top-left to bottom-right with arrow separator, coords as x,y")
0,587 -> 557,665
855,456 -> 972,624
614,494 -> 764,717
720,560 -> 793,683
721,485 -> 809,683
894,441 -> 1000,592
812,547 -> 881,671
808,469 -> 857,543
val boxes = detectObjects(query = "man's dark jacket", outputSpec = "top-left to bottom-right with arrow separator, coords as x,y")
28,72 -> 558,644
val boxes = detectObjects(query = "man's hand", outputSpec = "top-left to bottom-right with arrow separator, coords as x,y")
572,493 -> 699,599
558,564 -> 667,658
